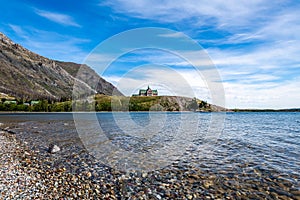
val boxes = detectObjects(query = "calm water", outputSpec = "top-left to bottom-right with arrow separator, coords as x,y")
0,112 -> 299,191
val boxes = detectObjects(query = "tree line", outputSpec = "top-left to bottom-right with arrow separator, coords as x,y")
0,97 -> 211,112
0,99 -> 72,112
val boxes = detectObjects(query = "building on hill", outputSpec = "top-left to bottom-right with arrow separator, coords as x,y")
132,86 -> 158,96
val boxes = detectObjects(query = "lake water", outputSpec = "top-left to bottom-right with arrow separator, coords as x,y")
0,112 -> 299,198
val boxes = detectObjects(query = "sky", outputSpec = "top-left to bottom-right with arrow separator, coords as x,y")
1,0 -> 300,109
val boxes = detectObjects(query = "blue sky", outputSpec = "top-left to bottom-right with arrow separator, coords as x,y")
1,0 -> 300,109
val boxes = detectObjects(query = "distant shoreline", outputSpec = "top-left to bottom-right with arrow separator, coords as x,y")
230,108 -> 300,112
0,109 -> 299,114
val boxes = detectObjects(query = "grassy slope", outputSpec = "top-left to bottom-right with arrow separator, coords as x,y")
94,95 -> 214,111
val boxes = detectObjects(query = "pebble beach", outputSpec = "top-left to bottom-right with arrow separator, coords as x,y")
0,129 -> 299,199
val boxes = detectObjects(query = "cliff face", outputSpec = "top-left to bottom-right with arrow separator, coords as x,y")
0,32 -> 123,100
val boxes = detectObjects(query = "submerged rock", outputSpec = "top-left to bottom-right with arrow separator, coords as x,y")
48,144 -> 61,154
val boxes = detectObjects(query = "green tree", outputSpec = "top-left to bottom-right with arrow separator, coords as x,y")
63,102 -> 72,112
199,100 -> 208,109
0,103 -> 6,111
32,100 -> 48,111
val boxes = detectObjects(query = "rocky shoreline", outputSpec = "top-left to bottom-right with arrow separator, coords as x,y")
0,129 -> 126,199
0,125 -> 299,199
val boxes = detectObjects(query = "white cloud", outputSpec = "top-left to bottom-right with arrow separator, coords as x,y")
103,66 -> 220,103
206,40 -> 300,109
208,39 -> 300,76
223,79 -> 300,109
35,9 -> 81,27
113,69 -> 298,109
85,53 -> 119,70
102,0 -> 276,31
109,49 -> 215,69
8,24 -> 27,38
7,25 -> 89,62
158,32 -> 186,38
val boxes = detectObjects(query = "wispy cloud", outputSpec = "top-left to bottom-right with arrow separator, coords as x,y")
158,32 -> 186,38
104,66 -> 210,100
102,0 -> 272,29
7,24 -> 89,62
223,79 -> 300,109
35,9 -> 81,27
110,60 -> 296,109
8,24 -> 27,37
208,39 -> 300,76
105,66 -> 300,109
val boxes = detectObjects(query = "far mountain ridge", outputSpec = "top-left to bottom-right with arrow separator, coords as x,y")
0,32 -> 123,101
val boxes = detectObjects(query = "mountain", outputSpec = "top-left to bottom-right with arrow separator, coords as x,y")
0,32 -> 123,101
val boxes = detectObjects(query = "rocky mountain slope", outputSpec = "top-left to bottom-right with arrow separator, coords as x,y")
0,32 -> 123,101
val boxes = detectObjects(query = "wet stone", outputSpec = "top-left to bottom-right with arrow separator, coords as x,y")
48,144 -> 61,154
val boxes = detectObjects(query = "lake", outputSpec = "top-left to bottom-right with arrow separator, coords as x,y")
0,112 -> 299,198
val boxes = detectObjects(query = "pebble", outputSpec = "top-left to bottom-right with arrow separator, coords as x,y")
48,144 -> 61,153
86,171 -> 92,178
203,180 -> 214,189
142,172 -> 147,178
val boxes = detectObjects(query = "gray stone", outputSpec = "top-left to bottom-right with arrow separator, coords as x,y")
48,144 -> 61,153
